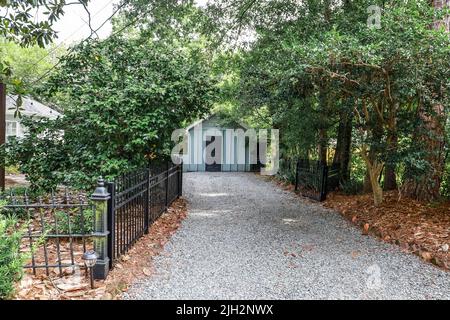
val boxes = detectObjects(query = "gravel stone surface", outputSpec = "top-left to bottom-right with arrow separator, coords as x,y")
124,172 -> 450,300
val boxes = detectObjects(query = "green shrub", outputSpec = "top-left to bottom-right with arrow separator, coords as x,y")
5,165 -> 20,175
278,171 -> 296,184
53,208 -> 94,234
0,188 -> 47,220
278,159 -> 297,184
3,36 -> 217,192
340,179 -> 364,195
0,214 -> 25,299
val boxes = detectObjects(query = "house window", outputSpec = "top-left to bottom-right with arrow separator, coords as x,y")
6,121 -> 18,136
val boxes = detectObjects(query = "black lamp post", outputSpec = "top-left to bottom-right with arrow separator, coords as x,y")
82,250 -> 98,289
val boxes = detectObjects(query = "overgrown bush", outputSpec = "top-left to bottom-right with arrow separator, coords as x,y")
5,165 -> 20,175
278,159 -> 297,184
0,212 -> 25,299
3,36 -> 217,192
340,179 -> 364,195
0,187 -> 47,219
53,208 -> 94,234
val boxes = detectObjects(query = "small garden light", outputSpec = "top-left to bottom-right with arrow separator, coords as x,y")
82,250 -> 98,289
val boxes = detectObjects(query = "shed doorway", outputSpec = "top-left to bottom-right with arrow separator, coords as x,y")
205,135 -> 222,172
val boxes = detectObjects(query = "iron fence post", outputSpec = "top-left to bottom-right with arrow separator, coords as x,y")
144,168 -> 150,234
106,182 -> 115,268
91,177 -> 111,279
165,161 -> 169,209
179,163 -> 183,197
295,160 -> 299,191
320,165 -> 329,202
0,82 -> 5,191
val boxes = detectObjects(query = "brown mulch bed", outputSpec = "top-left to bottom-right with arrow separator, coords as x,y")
14,198 -> 188,300
324,191 -> 450,270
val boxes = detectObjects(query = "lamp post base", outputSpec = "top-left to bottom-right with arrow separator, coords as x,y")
93,258 -> 110,280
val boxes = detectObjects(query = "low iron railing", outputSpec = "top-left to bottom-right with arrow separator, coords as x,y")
279,158 -> 341,202
295,160 -> 341,201
0,190 -> 95,277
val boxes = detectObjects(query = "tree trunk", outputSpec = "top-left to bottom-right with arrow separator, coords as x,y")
318,128 -> 328,164
333,108 -> 353,182
371,172 -> 384,206
384,164 -> 397,191
362,153 -> 384,206
363,112 -> 384,193
402,105 -> 446,201
363,170 -> 372,193
384,131 -> 398,190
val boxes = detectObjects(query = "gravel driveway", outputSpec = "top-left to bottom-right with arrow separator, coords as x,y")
124,172 -> 450,300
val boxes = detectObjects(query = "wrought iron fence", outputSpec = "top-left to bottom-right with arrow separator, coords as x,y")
0,161 -> 183,279
327,163 -> 341,193
106,162 -> 182,266
0,190 -> 95,277
279,158 -> 298,184
291,159 -> 341,202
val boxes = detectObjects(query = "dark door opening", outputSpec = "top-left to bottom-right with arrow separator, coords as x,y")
205,136 -> 222,172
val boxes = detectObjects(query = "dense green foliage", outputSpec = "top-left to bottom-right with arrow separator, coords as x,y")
0,0 -> 91,47
0,1 -> 86,111
5,35 -> 216,191
0,212 -> 25,299
54,208 -> 93,234
0,41 -> 62,86
205,0 -> 450,204
0,40 -> 63,107
3,0 -> 450,206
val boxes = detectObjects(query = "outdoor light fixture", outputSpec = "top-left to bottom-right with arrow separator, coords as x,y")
82,250 -> 98,289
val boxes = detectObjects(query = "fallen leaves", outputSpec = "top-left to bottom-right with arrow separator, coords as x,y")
142,268 -> 152,276
363,223 -> 370,235
324,191 -> 450,270
421,251 -> 432,262
100,198 -> 188,299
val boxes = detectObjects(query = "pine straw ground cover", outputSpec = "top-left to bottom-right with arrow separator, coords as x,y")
14,198 -> 188,300
324,191 -> 450,270
262,175 -> 450,271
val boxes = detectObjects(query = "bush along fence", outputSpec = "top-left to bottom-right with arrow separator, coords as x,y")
279,158 -> 340,202
1,162 -> 183,281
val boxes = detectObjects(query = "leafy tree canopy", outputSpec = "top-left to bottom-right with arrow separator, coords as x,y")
5,33 -> 217,190
204,0 -> 450,204
0,0 -> 92,47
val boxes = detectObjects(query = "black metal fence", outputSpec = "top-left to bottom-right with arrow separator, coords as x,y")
278,159 -> 341,202
327,163 -> 341,194
0,190 -> 95,276
279,158 -> 298,183
0,162 -> 183,278
106,162 -> 182,266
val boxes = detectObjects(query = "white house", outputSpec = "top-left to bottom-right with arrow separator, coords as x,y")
6,95 -> 61,140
